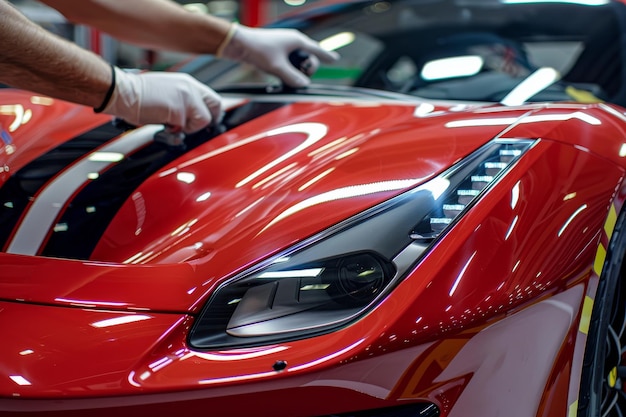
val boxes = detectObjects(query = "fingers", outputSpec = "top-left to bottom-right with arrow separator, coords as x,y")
277,62 -> 313,88
221,25 -> 340,87
201,84 -> 224,125
103,69 -> 223,134
298,37 -> 340,64
184,78 -> 223,133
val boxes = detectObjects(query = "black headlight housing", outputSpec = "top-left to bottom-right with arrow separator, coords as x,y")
189,139 -> 534,349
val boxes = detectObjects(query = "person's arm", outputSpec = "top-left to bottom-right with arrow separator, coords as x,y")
0,1 -> 222,133
0,1 -> 111,108
39,0 -> 232,54
41,0 -> 340,87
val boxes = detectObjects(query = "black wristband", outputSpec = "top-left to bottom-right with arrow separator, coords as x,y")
94,64 -> 116,113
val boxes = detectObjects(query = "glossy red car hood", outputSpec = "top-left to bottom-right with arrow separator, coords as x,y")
0,89 -> 619,314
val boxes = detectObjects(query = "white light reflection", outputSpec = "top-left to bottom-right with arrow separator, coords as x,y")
19,349 -> 34,356
30,96 -> 54,106
127,371 -> 141,387
558,204 -> 587,237
289,339 -> 365,372
88,152 -> 124,162
620,144 -> 626,157
422,56 -> 483,81
308,137 -> 348,157
91,314 -> 152,328
176,172 -> 196,184
265,178 -> 424,229
171,219 -> 198,237
299,168 -> 335,191
501,67 -> 561,106
237,123 -> 328,188
198,371 -> 277,385
0,104 -> 25,132
55,297 -> 129,307
505,215 -> 519,241
319,32 -> 355,51
335,148 -> 358,160
148,356 -> 173,373
511,181 -> 520,209
563,192 -> 577,201
184,346 -> 289,362
449,251 -> 477,297
252,162 -> 297,189
414,103 -> 436,117
445,111 -> 601,128
235,197 -> 265,218
423,177 -> 450,200
9,375 -> 31,386
196,192 -> 211,202
123,252 -> 145,264
258,268 -> 323,279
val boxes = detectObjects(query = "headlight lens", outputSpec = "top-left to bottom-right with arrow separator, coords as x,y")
189,139 -> 534,349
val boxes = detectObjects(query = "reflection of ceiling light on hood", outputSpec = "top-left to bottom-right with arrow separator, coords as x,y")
320,32 -> 355,51
30,96 -> 54,106
91,315 -> 152,328
421,56 -> 483,81
285,0 -> 306,5
9,375 -> 31,386
177,172 -> 196,184
88,151 -> 124,162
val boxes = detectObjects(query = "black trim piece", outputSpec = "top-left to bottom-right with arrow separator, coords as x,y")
41,101 -> 288,260
319,402 -> 439,417
0,122 -> 125,250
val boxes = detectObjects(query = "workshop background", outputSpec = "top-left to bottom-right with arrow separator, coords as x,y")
8,0 -> 312,69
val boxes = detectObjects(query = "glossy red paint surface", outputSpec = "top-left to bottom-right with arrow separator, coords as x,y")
2,76 -> 626,416
0,90 -> 110,175
0,99 -> 520,313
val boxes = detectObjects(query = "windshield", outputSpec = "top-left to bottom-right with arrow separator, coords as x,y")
189,0 -> 626,105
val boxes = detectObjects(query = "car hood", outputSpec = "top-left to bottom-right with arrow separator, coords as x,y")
0,89 -> 563,313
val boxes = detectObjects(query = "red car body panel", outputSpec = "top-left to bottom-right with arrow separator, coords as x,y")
0,85 -> 624,416
0,83 -> 625,417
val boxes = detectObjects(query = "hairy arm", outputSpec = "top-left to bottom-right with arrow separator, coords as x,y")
0,1 -> 111,108
39,0 -> 232,54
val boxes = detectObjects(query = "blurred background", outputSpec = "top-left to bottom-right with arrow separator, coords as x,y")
8,0 -> 315,69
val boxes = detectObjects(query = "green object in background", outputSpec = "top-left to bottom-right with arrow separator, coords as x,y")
312,67 -> 363,81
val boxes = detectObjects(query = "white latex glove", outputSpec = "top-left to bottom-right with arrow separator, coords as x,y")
218,23 -> 340,88
103,68 -> 223,134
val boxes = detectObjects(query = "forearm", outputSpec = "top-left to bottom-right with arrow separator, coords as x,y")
0,1 -> 111,108
40,0 -> 231,54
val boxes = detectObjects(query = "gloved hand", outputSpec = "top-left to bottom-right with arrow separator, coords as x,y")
218,23 -> 340,88
102,68 -> 223,134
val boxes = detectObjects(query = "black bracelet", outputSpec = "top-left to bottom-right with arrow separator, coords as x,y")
94,64 -> 116,113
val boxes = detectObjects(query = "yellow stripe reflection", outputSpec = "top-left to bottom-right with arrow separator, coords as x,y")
579,296 -> 594,335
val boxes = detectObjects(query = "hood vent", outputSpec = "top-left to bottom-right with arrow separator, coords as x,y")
0,101 -> 288,259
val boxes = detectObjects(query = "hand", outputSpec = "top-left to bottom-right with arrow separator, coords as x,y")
219,23 -> 340,88
103,68 -> 223,134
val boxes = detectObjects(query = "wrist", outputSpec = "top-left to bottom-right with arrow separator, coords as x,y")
93,64 -> 116,113
216,22 -> 238,58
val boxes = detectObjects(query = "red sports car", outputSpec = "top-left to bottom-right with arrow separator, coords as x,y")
1,0 -> 626,416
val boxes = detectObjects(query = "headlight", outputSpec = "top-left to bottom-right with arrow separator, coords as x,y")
189,139 -> 534,349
